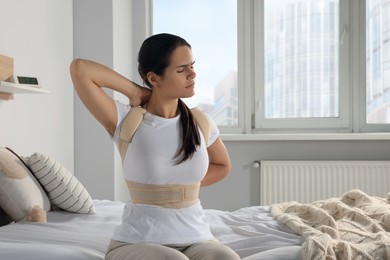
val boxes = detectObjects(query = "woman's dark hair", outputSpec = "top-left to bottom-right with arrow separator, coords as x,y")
138,33 -> 201,164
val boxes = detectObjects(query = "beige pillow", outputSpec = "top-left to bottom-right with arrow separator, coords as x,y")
26,153 -> 95,214
0,147 -> 50,222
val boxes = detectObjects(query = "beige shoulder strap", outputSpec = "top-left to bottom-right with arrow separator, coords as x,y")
118,107 -> 211,161
191,107 -> 211,146
118,107 -> 146,161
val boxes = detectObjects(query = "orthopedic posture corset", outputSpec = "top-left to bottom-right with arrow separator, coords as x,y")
118,107 -> 210,209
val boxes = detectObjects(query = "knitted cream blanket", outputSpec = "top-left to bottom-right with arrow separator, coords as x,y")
272,190 -> 390,260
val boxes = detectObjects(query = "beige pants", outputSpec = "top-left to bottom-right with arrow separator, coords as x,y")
105,239 -> 241,260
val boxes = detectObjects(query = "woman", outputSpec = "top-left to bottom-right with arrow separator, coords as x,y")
70,33 -> 240,260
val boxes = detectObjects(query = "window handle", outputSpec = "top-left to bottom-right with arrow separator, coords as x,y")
253,161 -> 261,168
340,26 -> 348,45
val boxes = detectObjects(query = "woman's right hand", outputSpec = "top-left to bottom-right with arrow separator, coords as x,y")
130,84 -> 151,108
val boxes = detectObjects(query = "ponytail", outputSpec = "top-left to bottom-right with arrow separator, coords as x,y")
174,99 -> 201,164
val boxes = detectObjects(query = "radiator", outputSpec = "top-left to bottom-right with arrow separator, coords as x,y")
259,160 -> 390,205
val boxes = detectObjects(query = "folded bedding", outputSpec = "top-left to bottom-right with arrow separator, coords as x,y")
272,189 -> 390,260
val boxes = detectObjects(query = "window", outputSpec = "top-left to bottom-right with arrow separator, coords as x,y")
255,0 -> 350,131
151,0 -> 390,134
264,1 -> 339,119
366,0 -> 390,124
153,0 -> 239,127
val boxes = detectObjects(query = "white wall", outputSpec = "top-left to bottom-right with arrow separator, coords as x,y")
72,0 -> 117,202
73,0 -> 146,202
0,0 -> 74,171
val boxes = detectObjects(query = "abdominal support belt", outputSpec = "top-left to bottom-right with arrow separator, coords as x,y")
127,180 -> 200,208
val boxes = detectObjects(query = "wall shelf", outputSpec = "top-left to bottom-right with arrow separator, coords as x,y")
0,80 -> 50,94
0,80 -> 50,100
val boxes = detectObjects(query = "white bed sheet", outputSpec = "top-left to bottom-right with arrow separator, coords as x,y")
206,206 -> 303,259
0,200 -> 303,260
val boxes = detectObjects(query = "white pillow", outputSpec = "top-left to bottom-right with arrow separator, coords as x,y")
0,147 -> 50,222
26,153 -> 95,214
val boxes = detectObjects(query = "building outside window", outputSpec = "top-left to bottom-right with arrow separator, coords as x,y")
366,0 -> 390,124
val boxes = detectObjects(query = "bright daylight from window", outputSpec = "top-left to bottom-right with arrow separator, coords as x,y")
153,0 -> 238,126
366,0 -> 390,124
264,0 -> 339,119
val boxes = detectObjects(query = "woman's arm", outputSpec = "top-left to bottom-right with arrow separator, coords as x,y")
201,138 -> 231,187
70,59 -> 150,136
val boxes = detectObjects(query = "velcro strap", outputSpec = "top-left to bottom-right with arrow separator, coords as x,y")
127,181 -> 200,208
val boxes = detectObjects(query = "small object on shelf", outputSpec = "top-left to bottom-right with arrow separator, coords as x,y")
0,54 -> 15,100
0,54 -> 13,82
0,92 -> 14,100
10,75 -> 41,88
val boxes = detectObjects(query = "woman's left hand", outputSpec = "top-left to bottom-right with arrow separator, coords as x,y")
201,137 -> 231,187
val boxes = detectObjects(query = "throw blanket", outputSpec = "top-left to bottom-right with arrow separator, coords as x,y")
272,190 -> 390,260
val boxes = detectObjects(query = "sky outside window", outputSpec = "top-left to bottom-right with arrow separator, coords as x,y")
153,0 -> 238,126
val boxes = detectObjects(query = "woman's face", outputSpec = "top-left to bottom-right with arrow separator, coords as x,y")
157,45 -> 196,99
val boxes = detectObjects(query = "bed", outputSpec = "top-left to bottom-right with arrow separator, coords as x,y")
0,200 -> 304,260
1,147 -> 389,260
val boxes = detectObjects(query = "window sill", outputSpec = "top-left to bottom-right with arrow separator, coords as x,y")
221,133 -> 390,141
